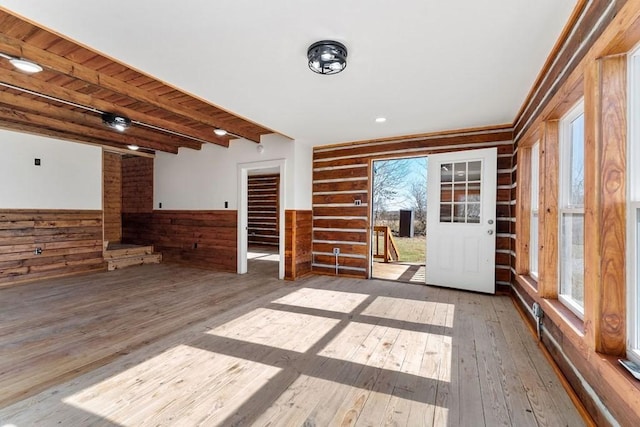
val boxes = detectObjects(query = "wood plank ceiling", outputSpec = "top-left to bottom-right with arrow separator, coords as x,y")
0,8 -> 279,154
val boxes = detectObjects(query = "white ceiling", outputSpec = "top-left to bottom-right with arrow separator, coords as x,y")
2,0 -> 576,146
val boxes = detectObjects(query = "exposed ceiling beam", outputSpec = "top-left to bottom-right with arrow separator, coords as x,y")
0,118 -> 165,154
0,68 -> 229,148
0,104 -> 180,153
0,32 -> 263,143
0,89 -> 202,151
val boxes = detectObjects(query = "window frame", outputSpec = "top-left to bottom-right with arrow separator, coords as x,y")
530,142 -> 540,279
627,46 -> 640,365
558,99 -> 585,319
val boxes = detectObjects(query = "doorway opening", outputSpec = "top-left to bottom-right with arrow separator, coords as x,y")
371,156 -> 428,283
247,171 -> 280,277
237,159 -> 286,279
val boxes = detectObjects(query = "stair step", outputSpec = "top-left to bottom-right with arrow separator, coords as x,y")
107,253 -> 162,271
104,245 -> 154,259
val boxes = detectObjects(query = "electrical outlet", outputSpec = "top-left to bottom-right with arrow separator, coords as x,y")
225,201 -> 229,208
34,247 -> 42,255
159,202 -> 162,208
354,199 -> 362,206
333,247 -> 340,255
193,243 -> 198,249
533,302 -> 543,318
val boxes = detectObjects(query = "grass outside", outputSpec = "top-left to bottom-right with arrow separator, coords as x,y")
374,235 -> 426,263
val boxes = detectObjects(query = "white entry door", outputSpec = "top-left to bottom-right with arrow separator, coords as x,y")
426,147 -> 497,293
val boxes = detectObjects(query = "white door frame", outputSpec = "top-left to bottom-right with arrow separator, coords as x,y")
237,158 -> 286,279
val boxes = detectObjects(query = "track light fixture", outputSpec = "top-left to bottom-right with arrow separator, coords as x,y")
102,112 -> 132,132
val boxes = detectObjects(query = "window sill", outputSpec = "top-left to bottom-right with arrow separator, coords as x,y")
542,298 -> 585,340
515,273 -> 538,293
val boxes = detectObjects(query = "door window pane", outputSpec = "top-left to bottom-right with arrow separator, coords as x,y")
439,160 -> 482,224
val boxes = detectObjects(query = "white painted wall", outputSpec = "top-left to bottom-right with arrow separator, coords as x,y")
154,134 -> 312,210
293,140 -> 313,210
0,129 -> 102,209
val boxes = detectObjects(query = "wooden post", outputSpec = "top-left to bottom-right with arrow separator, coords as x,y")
515,147 -> 532,275
585,55 -> 627,355
539,120 -> 560,299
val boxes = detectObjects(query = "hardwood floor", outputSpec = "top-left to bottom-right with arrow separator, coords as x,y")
0,265 -> 584,426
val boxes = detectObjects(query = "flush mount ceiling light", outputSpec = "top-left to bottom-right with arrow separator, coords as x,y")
102,112 -> 131,132
0,52 -> 43,74
127,144 -> 140,151
307,40 -> 347,75
375,117 -> 387,123
213,128 -> 227,136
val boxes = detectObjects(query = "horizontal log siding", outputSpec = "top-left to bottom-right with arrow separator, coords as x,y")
312,128 -> 514,280
122,210 -> 237,272
284,210 -> 312,280
248,174 -> 279,247
0,210 -> 105,286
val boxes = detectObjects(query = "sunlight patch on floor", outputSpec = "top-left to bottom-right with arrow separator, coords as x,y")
361,296 -> 455,327
207,308 -> 340,353
272,287 -> 370,313
62,344 -> 281,426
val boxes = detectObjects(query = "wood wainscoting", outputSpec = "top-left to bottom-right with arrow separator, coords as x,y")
0,209 -> 105,286
122,210 -> 237,272
124,209 -> 313,279
312,126 -> 514,284
285,210 -> 312,280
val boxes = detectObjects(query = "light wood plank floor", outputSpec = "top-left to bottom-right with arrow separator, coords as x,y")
0,265 -> 584,426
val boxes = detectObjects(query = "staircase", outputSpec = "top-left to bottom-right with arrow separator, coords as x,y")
104,243 -> 162,271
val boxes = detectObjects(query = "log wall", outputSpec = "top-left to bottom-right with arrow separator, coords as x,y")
511,2 -> 640,425
122,156 -> 154,214
248,174 -> 279,247
312,127 -> 514,285
103,151 -> 122,243
285,210 -> 312,280
0,210 -> 105,286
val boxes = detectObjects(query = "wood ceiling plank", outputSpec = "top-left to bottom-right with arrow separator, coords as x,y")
45,40 -> 79,57
0,68 -> 229,147
0,32 -> 269,142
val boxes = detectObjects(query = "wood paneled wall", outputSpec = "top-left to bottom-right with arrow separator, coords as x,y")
285,210 -> 312,280
122,156 -> 154,214
103,151 -> 122,243
0,210 -> 105,286
511,2 -> 640,425
248,174 -> 279,247
122,210 -> 237,272
312,127 -> 514,284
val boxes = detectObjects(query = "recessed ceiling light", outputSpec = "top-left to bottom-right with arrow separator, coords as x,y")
375,117 -> 386,123
9,58 -> 43,74
214,129 -> 227,136
127,144 -> 140,151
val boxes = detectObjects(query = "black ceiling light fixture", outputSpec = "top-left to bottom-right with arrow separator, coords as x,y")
102,112 -> 131,132
307,40 -> 347,75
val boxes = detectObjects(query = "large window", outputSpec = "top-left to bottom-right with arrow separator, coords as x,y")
530,142 -> 540,279
559,100 -> 585,318
628,47 -> 640,364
